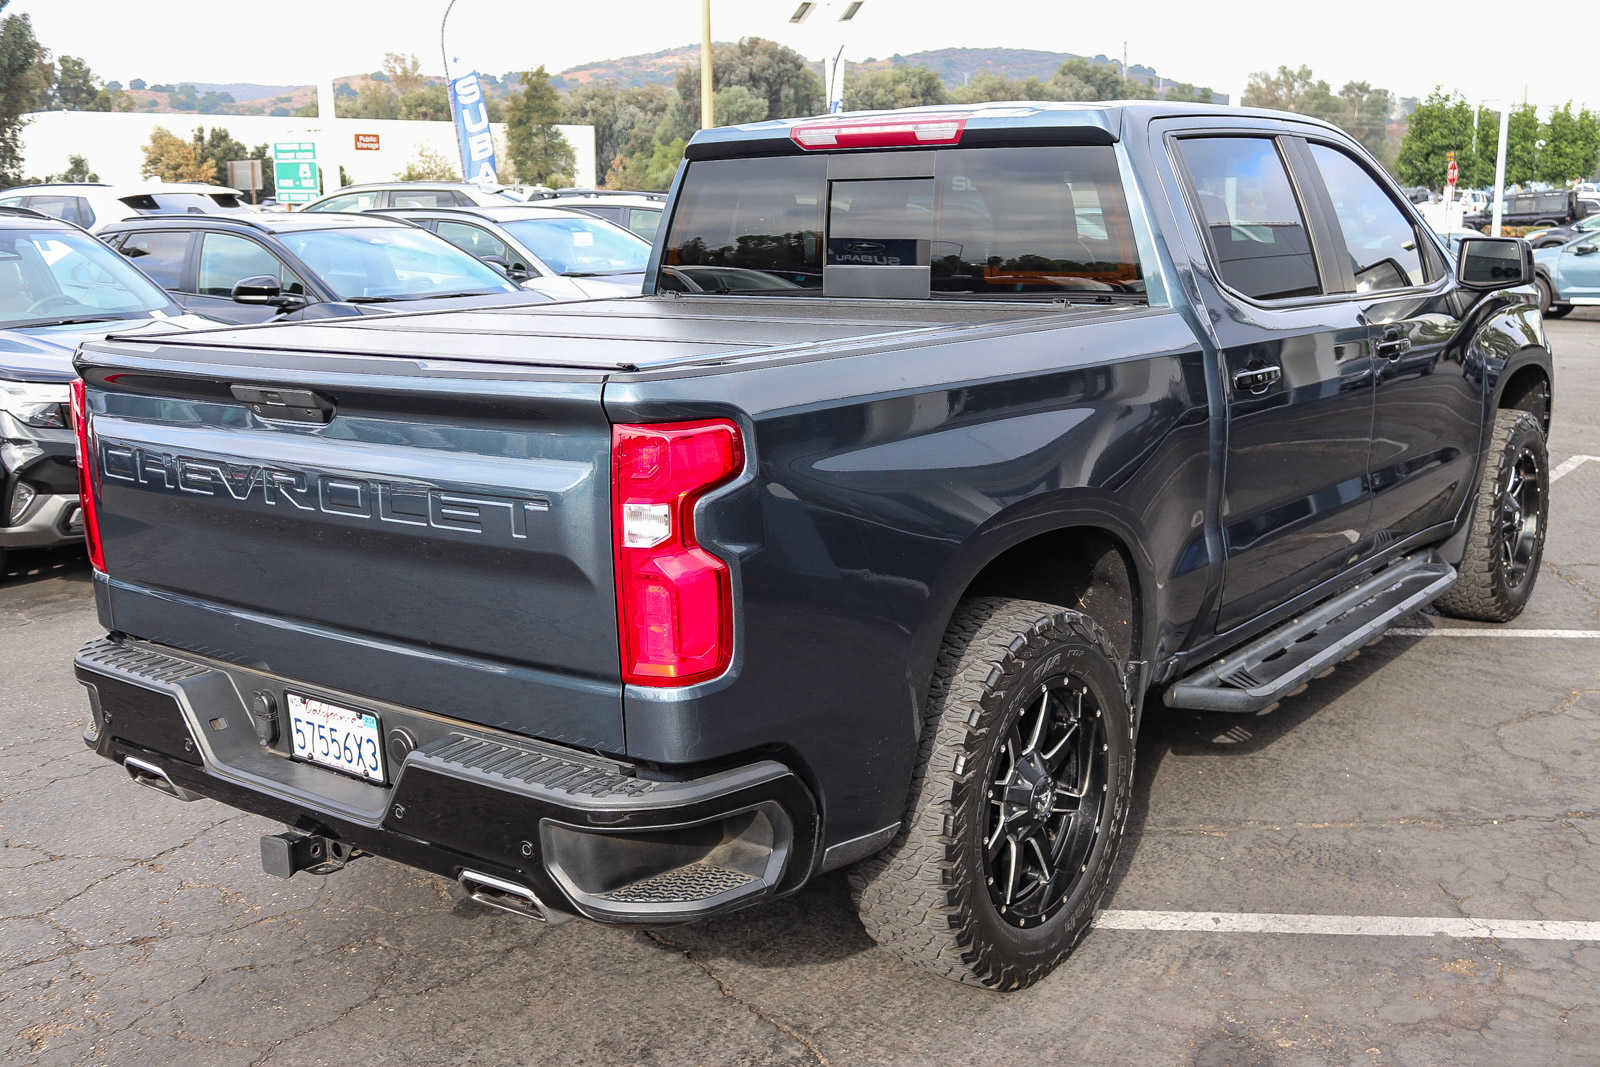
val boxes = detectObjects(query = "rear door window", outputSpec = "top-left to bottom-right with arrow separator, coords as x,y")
390,190 -> 458,208
434,220 -> 510,262
307,191 -> 378,213
116,231 -> 192,290
1176,136 -> 1322,301
1307,144 -> 1428,292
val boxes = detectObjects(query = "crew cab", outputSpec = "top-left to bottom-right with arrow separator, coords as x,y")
70,103 -> 1553,990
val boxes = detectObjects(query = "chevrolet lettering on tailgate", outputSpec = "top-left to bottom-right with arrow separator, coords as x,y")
98,440 -> 550,542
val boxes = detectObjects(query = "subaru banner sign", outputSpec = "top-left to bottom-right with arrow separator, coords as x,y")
449,72 -> 498,184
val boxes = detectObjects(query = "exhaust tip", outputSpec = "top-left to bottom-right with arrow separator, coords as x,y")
123,756 -> 200,802
457,869 -> 570,925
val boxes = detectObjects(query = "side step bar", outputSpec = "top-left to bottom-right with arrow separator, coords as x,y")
1166,552 -> 1457,713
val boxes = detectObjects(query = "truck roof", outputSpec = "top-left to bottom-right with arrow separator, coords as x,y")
686,100 -> 1340,159
96,295 -> 1072,374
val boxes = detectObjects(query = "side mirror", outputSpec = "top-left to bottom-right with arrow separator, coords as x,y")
1455,237 -> 1532,291
232,275 -> 305,309
1575,243 -> 1598,257
480,254 -> 510,275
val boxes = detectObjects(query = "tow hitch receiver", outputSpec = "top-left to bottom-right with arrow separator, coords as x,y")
260,831 -> 360,878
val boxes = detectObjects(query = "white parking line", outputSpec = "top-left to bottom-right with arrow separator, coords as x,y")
1095,910 -> 1600,940
1551,454 -> 1600,483
1390,628 -> 1600,639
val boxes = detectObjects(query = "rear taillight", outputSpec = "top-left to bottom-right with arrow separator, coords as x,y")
69,377 -> 106,573
612,419 -> 742,686
790,113 -> 968,151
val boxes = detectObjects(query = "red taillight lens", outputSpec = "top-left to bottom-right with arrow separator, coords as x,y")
790,114 -> 967,151
612,419 -> 742,686
69,377 -> 106,573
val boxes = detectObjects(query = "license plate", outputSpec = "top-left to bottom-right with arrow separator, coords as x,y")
287,693 -> 385,783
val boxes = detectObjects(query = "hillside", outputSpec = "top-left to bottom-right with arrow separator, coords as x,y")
118,44 -> 1222,116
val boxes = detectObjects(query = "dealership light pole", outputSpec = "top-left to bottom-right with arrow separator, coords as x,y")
701,0 -> 715,128
1491,104 -> 1509,236
789,1 -> 866,113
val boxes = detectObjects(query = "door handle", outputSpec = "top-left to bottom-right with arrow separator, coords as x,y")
1233,365 -> 1281,395
1375,330 -> 1412,361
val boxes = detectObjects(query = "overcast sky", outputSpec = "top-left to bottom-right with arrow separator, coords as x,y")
17,0 -> 1589,112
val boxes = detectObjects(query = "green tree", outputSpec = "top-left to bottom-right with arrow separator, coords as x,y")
1053,57 -> 1137,100
191,126 -> 266,188
1394,89 -> 1476,188
0,0 -> 46,185
561,82 -> 672,182
396,145 -> 459,182
1336,81 -> 1395,160
1243,65 -> 1339,119
1163,83 -> 1217,104
949,72 -> 1071,105
397,85 -> 449,121
505,67 -> 574,186
673,37 -> 824,127
1504,103 -> 1539,185
139,126 -> 215,182
1536,103 -> 1600,184
128,77 -> 146,91
845,65 -> 948,111
48,153 -> 96,182
53,55 -> 100,109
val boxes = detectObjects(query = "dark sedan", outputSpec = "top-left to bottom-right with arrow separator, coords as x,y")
99,213 -> 550,325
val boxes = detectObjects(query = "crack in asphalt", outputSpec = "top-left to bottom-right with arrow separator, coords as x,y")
641,929 -> 831,1066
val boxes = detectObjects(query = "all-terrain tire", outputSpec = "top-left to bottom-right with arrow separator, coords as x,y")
847,597 -> 1134,990
1435,410 -> 1549,622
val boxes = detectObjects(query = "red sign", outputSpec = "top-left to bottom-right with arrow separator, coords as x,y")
1446,160 -> 1459,186
354,133 -> 380,151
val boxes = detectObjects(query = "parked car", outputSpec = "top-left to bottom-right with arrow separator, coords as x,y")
0,207 -> 216,574
72,102 -> 1551,991
1466,189 -> 1600,230
1533,228 -> 1600,316
99,213 -> 549,325
299,182 -> 522,213
375,204 -> 651,300
531,191 -> 666,242
1523,211 -> 1600,248
0,182 -> 255,235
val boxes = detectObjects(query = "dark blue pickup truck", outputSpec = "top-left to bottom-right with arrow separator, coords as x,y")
70,102 -> 1553,989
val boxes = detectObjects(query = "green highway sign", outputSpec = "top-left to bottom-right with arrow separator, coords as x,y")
272,141 -> 320,203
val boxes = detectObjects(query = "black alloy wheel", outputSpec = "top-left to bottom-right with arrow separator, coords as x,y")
983,678 -> 1107,928
1498,441 -> 1543,595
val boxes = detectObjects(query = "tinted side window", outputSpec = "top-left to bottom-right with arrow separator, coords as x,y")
434,221 -> 510,262
391,190 -> 457,208
1308,144 -> 1427,292
198,232 -> 304,296
117,231 -> 190,289
308,191 -> 378,213
628,207 -> 662,242
1177,136 -> 1321,300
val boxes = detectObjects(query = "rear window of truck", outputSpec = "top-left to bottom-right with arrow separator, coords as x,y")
659,146 -> 1146,300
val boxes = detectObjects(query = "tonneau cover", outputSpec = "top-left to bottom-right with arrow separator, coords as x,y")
105,295 -> 1063,372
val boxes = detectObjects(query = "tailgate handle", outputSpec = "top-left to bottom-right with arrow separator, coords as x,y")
231,385 -> 335,425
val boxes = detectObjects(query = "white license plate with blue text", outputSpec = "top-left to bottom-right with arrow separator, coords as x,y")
287,693 -> 385,783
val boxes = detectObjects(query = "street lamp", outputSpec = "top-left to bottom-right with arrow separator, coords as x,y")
789,1 -> 866,113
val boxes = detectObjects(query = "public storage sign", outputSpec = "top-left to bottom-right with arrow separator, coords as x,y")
448,72 -> 498,184
354,133 -> 380,151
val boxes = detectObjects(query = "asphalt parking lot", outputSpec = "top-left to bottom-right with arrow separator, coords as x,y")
3,311 -> 1598,1066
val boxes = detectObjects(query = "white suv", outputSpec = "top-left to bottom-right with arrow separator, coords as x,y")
300,182 -> 522,213
0,182 -> 256,235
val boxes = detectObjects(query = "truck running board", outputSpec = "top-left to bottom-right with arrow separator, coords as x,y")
1166,552 -> 1457,714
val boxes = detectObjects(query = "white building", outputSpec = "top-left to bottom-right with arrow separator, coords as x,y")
18,109 -> 596,193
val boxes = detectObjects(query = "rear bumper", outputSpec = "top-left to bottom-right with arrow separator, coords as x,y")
75,635 -> 820,924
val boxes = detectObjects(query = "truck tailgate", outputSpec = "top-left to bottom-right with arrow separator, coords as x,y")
76,337 -> 623,750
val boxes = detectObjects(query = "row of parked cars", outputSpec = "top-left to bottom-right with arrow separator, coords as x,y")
0,179 -> 666,575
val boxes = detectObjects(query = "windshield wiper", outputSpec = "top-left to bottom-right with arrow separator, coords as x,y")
348,291 -> 500,303
344,295 -> 407,304
563,269 -> 640,278
11,313 -> 128,328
